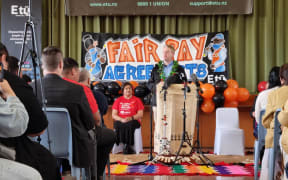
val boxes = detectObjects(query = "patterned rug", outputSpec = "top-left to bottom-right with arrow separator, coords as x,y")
107,162 -> 255,176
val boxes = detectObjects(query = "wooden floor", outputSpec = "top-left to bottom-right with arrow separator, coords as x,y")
107,175 -> 253,179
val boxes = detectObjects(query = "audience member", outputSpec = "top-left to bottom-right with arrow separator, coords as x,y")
31,47 -> 96,168
112,82 -> 144,154
62,57 -> 101,125
278,98 -> 288,180
79,68 -> 108,126
62,57 -> 115,177
0,79 -> 42,180
254,67 -> 281,179
0,79 -> 28,137
262,64 -> 288,179
6,56 -> 19,75
0,42 -> 61,180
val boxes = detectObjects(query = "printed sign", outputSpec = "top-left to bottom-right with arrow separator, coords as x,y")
81,32 -> 229,84
1,0 -> 42,79
67,0 -> 253,16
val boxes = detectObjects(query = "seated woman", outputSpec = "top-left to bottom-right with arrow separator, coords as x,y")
112,82 -> 144,154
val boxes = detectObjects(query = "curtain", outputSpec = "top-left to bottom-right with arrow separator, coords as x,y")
1,0 -> 288,92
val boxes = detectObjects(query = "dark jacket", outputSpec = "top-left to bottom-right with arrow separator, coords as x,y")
31,74 -> 95,167
92,90 -> 108,126
147,61 -> 187,106
0,71 -> 61,180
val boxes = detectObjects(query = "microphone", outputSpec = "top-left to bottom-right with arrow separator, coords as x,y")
182,81 -> 190,93
162,79 -> 169,90
161,75 -> 175,91
191,74 -> 200,87
191,74 -> 203,93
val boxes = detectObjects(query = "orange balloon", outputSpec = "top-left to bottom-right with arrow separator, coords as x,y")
116,80 -> 122,87
130,81 -> 139,89
201,99 -> 215,113
92,81 -> 99,86
226,79 -> 239,89
237,88 -> 250,102
224,100 -> 239,107
200,83 -> 215,99
224,87 -> 238,102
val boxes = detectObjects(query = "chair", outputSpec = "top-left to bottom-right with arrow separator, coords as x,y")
254,110 -> 267,180
268,108 -> 282,180
214,108 -> 245,155
112,127 -> 143,154
40,107 -> 90,180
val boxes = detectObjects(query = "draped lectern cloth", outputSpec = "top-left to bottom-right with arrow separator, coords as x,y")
154,82 -> 197,155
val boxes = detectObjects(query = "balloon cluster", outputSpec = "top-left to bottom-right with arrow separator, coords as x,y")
199,79 -> 250,113
91,81 -> 151,105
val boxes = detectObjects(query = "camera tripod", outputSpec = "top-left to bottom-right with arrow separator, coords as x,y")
18,0 -> 46,144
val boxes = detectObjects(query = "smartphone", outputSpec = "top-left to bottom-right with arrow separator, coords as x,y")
0,62 -> 3,82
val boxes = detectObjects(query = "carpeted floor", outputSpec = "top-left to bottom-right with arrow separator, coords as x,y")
108,153 -> 255,176
110,153 -> 254,165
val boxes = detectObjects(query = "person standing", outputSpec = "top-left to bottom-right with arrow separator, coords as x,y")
147,44 -> 187,152
147,44 -> 187,122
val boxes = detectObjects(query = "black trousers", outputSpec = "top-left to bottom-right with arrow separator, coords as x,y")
94,126 -> 116,177
114,120 -> 141,146
13,137 -> 61,180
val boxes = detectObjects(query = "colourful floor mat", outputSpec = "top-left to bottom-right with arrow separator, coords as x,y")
107,163 -> 255,176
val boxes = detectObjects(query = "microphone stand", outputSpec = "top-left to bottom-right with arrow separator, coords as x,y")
173,82 -> 193,164
191,80 -> 214,166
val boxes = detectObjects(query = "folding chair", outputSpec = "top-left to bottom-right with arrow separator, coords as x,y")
254,110 -> 266,180
214,108 -> 245,155
268,108 -> 282,180
40,107 -> 91,180
112,127 -> 143,154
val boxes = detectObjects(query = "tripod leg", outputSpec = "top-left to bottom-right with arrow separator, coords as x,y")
18,23 -> 29,77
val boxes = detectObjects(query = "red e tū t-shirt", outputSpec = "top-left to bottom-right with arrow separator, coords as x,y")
112,96 -> 144,122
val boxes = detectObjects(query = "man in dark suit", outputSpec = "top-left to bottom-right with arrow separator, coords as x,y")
31,46 -> 96,167
62,57 -> 115,177
0,42 -> 61,180
147,44 -> 187,121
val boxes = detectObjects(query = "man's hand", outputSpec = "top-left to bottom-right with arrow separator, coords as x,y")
0,79 -> 16,99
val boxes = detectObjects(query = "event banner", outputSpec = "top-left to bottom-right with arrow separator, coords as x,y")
81,32 -> 229,84
1,0 -> 42,79
66,0 -> 253,16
